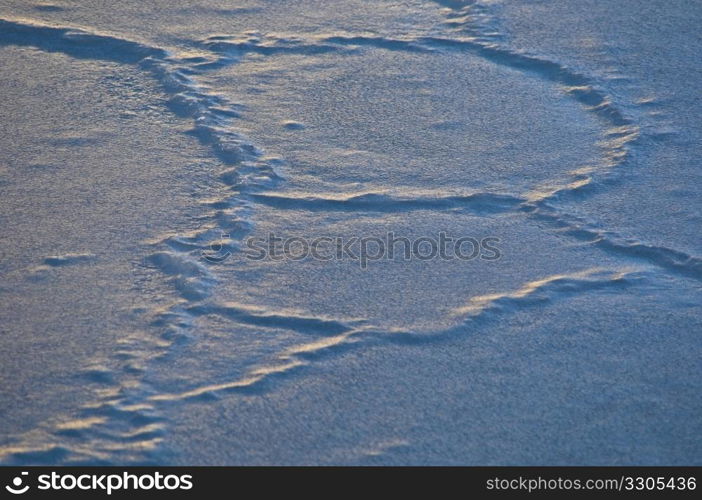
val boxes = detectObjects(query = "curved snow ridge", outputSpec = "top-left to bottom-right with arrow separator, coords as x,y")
199,32 -> 438,60
386,268 -> 644,345
202,28 -> 635,132
201,30 -> 639,206
0,17 -> 267,171
0,17 -> 167,63
528,205 -> 702,281
187,302 -> 364,336
523,125 -> 640,204
143,57 -> 263,167
144,267 -> 641,403
416,37 -> 639,205
452,268 -> 632,317
248,190 -> 523,215
427,0 -> 643,206
244,186 -> 701,284
148,330 -> 366,402
202,32 -> 355,60
147,251 -> 216,302
0,382 -> 169,465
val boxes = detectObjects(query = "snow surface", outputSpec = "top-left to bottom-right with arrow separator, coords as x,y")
0,0 -> 700,464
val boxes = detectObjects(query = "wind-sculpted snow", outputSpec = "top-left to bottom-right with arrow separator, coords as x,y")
145,268 -> 640,403
0,16 -> 278,465
201,30 -> 639,206
0,18 -> 167,63
0,0 -> 699,465
248,191 -> 523,214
